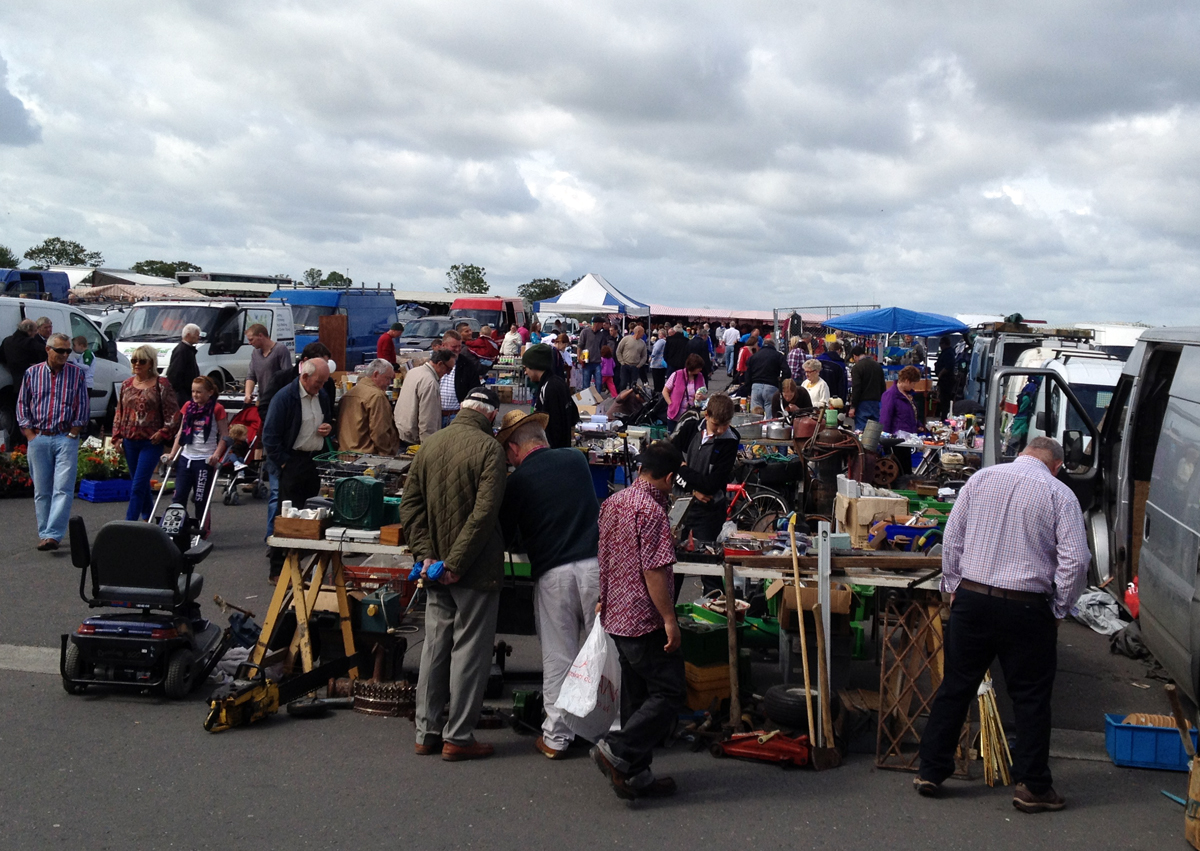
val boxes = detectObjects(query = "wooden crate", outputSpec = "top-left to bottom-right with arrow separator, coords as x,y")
274,516 -> 330,540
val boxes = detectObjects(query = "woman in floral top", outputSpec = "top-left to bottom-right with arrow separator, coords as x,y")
112,344 -> 181,521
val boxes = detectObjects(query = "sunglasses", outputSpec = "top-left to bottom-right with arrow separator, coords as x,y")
50,347 -> 71,355
130,357 -> 151,365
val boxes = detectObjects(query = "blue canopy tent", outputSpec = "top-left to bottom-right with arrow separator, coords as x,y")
823,307 -> 968,338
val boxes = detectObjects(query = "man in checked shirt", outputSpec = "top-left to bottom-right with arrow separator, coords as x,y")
916,436 -> 1090,813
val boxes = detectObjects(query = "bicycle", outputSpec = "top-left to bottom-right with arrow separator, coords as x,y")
726,456 -> 805,532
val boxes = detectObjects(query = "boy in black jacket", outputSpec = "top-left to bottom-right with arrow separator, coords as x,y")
671,393 -> 739,597
522,344 -> 579,449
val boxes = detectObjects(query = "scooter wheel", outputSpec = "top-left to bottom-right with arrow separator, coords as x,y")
223,491 -> 233,506
62,642 -> 86,695
164,648 -> 196,699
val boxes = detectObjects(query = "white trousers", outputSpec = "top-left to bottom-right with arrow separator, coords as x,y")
535,557 -> 600,749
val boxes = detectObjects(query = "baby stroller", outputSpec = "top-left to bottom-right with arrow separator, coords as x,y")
221,405 -> 268,505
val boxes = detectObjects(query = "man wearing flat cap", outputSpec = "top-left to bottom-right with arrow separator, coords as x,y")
497,409 -> 600,759
522,343 -> 579,449
399,385 -> 506,762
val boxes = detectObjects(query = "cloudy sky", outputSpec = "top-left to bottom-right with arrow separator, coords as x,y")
1,1 -> 1198,323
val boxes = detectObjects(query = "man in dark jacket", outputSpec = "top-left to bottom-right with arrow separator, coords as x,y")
935,336 -> 957,420
449,324 -> 485,402
686,329 -> 712,378
262,357 -> 333,580
817,341 -> 848,402
745,339 -> 791,417
166,324 -> 201,407
400,386 -> 506,762
848,345 -> 886,429
664,325 -> 689,374
497,409 -> 600,758
1,319 -> 43,387
671,393 -> 739,595
521,343 -> 578,449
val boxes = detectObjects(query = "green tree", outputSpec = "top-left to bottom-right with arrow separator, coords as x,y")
444,263 -> 489,294
130,259 -> 201,279
0,244 -> 20,268
324,271 -> 352,287
518,277 -> 567,304
302,268 -> 323,287
24,237 -> 104,268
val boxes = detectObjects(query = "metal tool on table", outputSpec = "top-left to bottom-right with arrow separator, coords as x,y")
1165,684 -> 1200,848
811,601 -> 842,770
724,559 -> 741,731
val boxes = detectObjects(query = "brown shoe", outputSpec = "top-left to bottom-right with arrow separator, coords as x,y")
37,539 -> 57,552
442,740 -> 494,761
590,746 -> 638,800
1012,783 -> 1065,813
414,737 -> 443,756
633,776 -> 677,798
913,777 -> 941,797
535,736 -> 568,760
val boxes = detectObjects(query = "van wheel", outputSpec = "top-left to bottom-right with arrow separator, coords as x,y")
207,372 -> 226,395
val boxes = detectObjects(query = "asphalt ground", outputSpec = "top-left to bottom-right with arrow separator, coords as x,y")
0,381 -> 1188,850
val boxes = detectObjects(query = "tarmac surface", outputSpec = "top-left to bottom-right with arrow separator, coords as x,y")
0,398 -> 1188,850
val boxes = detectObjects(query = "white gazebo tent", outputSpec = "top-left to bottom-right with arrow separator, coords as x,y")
534,273 -> 650,317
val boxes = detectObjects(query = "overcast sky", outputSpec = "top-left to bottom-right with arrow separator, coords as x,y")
1,2 -> 1198,323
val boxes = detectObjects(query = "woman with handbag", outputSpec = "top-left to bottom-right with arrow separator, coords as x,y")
112,344 -> 181,521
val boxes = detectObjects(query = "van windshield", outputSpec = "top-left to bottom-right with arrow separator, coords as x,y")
290,305 -> 335,334
452,309 -> 504,329
120,305 -> 222,342
1067,384 -> 1116,432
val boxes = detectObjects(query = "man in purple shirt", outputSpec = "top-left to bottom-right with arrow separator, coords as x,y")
915,436 -> 1090,813
17,333 -> 90,551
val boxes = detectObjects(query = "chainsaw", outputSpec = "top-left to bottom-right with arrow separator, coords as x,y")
204,650 -> 369,733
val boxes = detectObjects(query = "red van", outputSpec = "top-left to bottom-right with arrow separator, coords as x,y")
450,296 -> 531,333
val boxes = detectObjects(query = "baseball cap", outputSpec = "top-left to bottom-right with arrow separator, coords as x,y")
463,386 -> 501,409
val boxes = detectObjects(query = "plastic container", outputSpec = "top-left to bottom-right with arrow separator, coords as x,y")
1105,713 -> 1197,771
77,478 -> 132,503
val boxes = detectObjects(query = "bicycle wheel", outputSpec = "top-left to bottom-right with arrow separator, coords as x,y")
747,492 -> 790,532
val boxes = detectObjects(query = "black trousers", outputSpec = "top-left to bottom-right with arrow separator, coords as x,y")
918,588 -> 1058,792
676,502 -> 727,599
269,452 -> 320,577
650,368 -> 667,396
607,630 -> 687,777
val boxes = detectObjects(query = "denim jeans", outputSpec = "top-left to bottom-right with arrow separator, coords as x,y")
123,438 -> 161,521
854,400 -> 881,430
750,383 -> 776,417
582,362 -> 602,392
600,629 -> 687,777
618,363 -> 640,392
264,460 -> 280,540
919,589 -> 1058,792
725,348 -> 736,374
27,432 -> 80,542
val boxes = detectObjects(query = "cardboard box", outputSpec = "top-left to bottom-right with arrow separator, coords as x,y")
835,494 -> 908,548
769,579 -> 853,630
494,385 -> 513,403
572,386 -> 601,406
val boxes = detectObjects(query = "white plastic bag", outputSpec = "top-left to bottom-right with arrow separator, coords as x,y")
555,618 -> 621,742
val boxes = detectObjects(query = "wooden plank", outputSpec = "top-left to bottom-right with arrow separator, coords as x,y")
726,554 -> 940,570
333,553 -> 360,680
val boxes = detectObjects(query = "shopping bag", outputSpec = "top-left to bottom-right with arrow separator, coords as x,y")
555,619 -> 621,741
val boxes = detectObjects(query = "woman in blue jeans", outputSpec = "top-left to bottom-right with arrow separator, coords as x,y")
112,344 -> 181,521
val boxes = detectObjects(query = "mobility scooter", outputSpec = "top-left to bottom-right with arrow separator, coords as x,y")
60,503 -> 230,699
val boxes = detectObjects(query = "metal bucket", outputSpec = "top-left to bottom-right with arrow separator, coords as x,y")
861,419 -> 882,451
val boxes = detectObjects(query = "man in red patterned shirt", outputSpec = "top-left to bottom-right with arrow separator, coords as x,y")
591,441 -> 686,800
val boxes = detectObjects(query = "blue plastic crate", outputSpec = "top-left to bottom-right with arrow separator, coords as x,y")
77,478 -> 131,503
1105,713 -> 1197,771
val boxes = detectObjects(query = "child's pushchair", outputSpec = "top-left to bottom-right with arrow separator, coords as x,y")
221,405 -> 268,505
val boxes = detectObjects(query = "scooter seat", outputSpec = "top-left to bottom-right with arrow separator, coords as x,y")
178,572 -> 204,602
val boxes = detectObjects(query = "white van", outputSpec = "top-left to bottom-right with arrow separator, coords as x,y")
985,328 -> 1200,705
997,346 -> 1123,455
0,297 -> 132,434
117,301 -> 294,393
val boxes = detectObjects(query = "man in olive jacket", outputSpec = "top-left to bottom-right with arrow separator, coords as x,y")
399,385 -> 507,761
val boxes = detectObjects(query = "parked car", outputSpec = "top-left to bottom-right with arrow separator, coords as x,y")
0,296 -> 131,436
396,316 -> 479,352
117,301 -> 294,394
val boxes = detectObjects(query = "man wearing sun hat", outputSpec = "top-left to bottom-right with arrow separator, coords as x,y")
496,409 -> 600,759
521,343 -> 579,449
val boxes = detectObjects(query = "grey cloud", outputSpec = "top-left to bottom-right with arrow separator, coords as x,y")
0,53 -> 39,146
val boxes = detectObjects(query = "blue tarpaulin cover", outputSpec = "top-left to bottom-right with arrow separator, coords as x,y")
823,307 -> 968,337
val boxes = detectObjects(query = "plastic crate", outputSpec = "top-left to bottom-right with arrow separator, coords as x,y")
77,478 -> 131,503
1105,713 -> 1198,771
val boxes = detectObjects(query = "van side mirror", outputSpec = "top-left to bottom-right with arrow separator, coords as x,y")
1035,411 -> 1047,432
104,337 -> 117,361
1063,430 -> 1084,466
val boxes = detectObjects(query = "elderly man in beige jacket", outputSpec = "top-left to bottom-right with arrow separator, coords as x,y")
339,358 -> 401,455
394,348 -> 456,444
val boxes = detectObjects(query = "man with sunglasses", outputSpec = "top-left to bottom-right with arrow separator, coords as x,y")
16,333 -> 90,551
